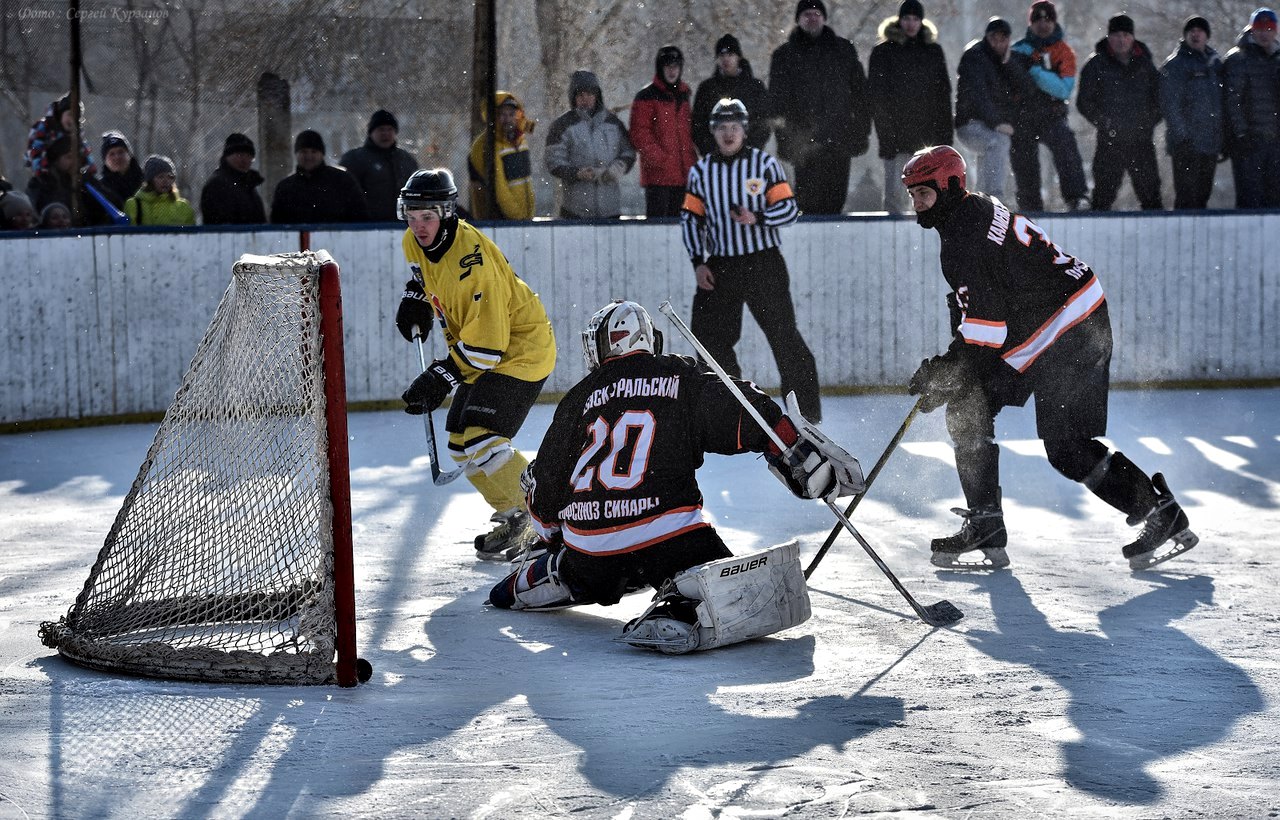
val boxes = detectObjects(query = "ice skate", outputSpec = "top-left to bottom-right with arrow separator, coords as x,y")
1122,473 -> 1198,570
930,505 -> 1010,570
474,508 -> 537,562
617,603 -> 701,654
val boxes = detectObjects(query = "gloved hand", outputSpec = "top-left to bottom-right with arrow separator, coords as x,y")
909,353 -> 969,413
519,459 -> 537,505
767,438 -> 837,500
395,279 -> 433,341
402,356 -> 461,414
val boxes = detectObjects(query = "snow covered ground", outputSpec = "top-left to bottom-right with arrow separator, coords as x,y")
2,389 -> 1277,819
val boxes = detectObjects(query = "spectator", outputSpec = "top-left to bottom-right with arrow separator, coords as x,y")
1009,1 -> 1090,211
768,0 -> 871,214
1077,14 -> 1163,211
630,45 -> 698,217
1223,8 -> 1280,208
955,18 -> 1032,200
339,109 -> 419,221
26,136 -> 126,226
1,191 -> 38,230
25,93 -> 95,179
692,35 -> 771,157
96,131 -> 144,203
868,1 -> 953,212
1159,16 -> 1224,210
200,132 -> 267,225
39,202 -> 72,229
271,130 -> 370,225
467,92 -> 535,220
545,69 -> 636,219
124,155 -> 197,226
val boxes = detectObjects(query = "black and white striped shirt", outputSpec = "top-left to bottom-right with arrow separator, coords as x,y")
680,146 -> 798,263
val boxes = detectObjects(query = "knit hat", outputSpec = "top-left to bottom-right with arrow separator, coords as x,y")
100,130 -> 132,158
1,191 -> 36,223
294,129 -> 325,153
1107,14 -> 1134,34
1028,1 -> 1056,22
40,201 -> 72,226
1251,8 -> 1278,31
795,0 -> 826,22
715,33 -> 742,56
367,109 -> 398,135
898,0 -> 924,20
222,132 -> 255,158
1183,15 -> 1210,37
143,154 -> 176,183
986,16 -> 1012,36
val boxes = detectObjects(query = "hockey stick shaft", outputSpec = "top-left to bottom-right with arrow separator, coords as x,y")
413,331 -> 466,486
804,398 -> 922,579
657,302 -> 961,627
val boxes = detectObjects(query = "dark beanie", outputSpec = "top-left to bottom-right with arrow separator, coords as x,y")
899,0 -> 924,19
143,154 -> 175,183
985,16 -> 1012,36
100,130 -> 132,157
1029,1 -> 1056,22
1107,14 -> 1135,34
367,109 -> 398,134
222,132 -> 255,158
1183,15 -> 1210,37
715,33 -> 742,56
795,0 -> 826,22
294,129 -> 325,153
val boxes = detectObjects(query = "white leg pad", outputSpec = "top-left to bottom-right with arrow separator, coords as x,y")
672,540 -> 811,651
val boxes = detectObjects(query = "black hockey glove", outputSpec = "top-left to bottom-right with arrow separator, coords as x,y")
395,279 -> 433,341
402,356 -> 461,415
909,353 -> 969,413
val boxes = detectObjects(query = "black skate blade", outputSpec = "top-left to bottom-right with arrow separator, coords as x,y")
921,599 -> 965,627
1129,529 -> 1199,571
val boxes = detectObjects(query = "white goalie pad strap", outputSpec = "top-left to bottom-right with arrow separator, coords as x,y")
670,540 -> 811,651
784,392 -> 866,498
507,550 -> 574,611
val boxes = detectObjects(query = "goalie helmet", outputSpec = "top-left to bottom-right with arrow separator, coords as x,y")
901,145 -> 966,193
708,97 -> 749,132
397,168 -> 458,221
582,300 -> 663,371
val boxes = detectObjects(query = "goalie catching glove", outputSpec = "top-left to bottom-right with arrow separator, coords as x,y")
765,392 -> 865,501
402,356 -> 461,414
395,279 -> 434,341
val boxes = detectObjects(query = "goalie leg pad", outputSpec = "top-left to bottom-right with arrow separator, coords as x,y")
489,549 -> 575,611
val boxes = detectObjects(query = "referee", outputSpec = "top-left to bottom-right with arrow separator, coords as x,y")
680,98 -> 822,421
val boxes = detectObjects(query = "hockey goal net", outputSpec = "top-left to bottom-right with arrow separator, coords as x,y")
39,250 -> 366,686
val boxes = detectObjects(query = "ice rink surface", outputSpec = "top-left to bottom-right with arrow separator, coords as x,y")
2,389 -> 1277,819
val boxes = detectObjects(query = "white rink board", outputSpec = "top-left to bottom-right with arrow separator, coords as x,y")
2,212 -> 1277,423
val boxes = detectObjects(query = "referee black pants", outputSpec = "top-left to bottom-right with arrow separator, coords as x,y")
690,246 -> 822,421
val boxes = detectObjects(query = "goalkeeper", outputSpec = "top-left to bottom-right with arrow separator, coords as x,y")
395,168 -> 557,560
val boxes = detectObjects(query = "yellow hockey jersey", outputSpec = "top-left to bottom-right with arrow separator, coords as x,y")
401,220 -> 556,384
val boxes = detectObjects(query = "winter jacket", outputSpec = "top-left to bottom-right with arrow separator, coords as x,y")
1223,28 -> 1280,150
1010,24 -> 1079,122
26,169 -> 124,226
1159,42 -> 1224,157
1078,38 -> 1162,144
125,187 -> 197,226
468,92 -> 535,220
96,160 -> 144,204
338,139 -> 419,221
199,160 -> 268,225
691,59 -> 771,156
768,26 -> 871,162
867,17 -> 953,158
629,66 -> 697,188
955,37 -> 1035,130
25,100 -> 96,178
270,163 -> 370,225
544,70 -> 636,218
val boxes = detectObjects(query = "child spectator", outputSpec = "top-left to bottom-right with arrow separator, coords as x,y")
25,93 -> 96,178
125,155 -> 197,226
1,191 -> 39,230
39,202 -> 73,229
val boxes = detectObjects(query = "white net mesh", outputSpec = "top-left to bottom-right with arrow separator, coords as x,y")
39,252 -> 344,684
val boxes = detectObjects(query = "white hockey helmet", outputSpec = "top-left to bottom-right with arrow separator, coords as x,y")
581,300 -> 663,371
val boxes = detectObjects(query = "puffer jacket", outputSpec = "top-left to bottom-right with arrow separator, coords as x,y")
338,138 -> 419,221
768,25 -> 871,161
1223,27 -> 1280,149
125,187 -> 197,226
629,57 -> 697,188
468,91 -> 535,220
544,70 -> 636,218
1159,41 -> 1223,156
690,58 -> 770,156
1077,37 -> 1162,143
1010,23 -> 1078,122
955,36 -> 1036,130
867,16 -> 953,158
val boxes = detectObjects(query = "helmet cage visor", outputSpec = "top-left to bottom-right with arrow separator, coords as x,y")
397,196 -> 456,222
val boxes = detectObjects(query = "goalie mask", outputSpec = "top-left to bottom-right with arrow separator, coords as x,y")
398,168 -> 458,221
581,300 -> 663,371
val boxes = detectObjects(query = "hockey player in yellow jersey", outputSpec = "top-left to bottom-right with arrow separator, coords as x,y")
394,168 -> 557,560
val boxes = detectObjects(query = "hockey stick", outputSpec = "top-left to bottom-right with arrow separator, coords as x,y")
413,331 -> 466,486
804,398 -> 922,579
656,301 -> 963,628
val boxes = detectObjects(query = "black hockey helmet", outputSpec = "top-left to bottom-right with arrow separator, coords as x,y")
397,168 -> 458,221
708,97 -> 749,132
582,300 -> 663,371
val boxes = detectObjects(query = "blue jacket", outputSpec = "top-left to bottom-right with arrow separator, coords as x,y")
1159,41 -> 1223,156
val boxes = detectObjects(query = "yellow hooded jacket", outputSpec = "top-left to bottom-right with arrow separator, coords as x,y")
468,91 -> 535,220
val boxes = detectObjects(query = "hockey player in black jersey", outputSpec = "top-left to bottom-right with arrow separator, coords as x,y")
901,145 -> 1197,571
488,300 -> 861,652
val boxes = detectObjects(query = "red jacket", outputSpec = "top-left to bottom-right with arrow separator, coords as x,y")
629,76 -> 697,188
